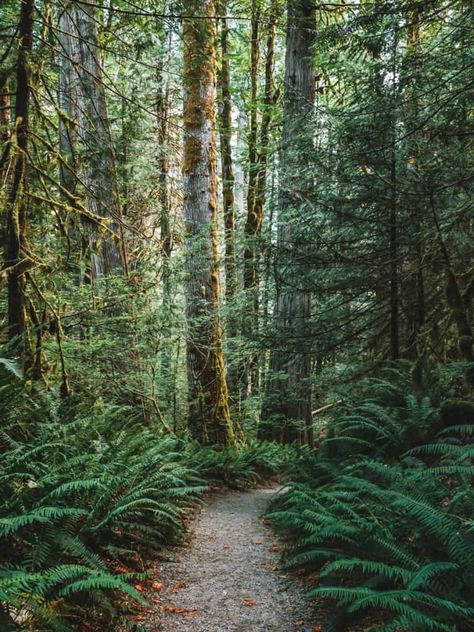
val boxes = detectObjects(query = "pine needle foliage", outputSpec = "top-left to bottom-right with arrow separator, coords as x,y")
268,366 -> 474,632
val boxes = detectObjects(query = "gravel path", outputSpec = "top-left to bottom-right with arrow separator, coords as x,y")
138,487 -> 318,631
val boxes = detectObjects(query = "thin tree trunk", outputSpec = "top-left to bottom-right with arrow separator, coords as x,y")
183,0 -> 235,445
253,9 -> 276,251
242,4 -> 277,397
218,2 -> 237,307
243,0 -> 260,296
389,148 -> 399,362
403,6 -> 425,363
262,0 -> 316,443
4,0 -> 34,350
157,22 -> 174,410
389,32 -> 400,362
0,85 -> 11,255
0,87 -> 11,183
239,2 -> 261,400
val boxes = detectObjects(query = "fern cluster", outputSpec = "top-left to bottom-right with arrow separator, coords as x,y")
0,364 -> 292,630
269,366 -> 474,632
189,440 -> 294,489
0,373 -> 205,630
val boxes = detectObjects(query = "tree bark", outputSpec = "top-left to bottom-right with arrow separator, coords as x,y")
242,4 -> 277,397
389,32 -> 400,362
244,7 -> 276,298
156,21 -> 174,411
262,0 -> 316,444
183,0 -> 235,445
243,0 -> 260,297
58,0 -> 124,281
4,0 -> 34,348
404,6 -> 425,361
218,3 -> 238,308
389,145 -> 399,362
0,87 -> 11,183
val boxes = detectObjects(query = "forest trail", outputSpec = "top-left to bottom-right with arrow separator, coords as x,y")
140,487 -> 318,631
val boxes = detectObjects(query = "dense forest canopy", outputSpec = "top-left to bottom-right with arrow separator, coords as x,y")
0,0 -> 473,630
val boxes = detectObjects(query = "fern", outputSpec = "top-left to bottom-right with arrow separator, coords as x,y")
268,364 -> 474,631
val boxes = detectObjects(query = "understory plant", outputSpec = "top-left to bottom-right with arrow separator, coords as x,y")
268,365 -> 474,632
0,369 -> 205,630
0,364 -> 292,630
189,440 -> 295,489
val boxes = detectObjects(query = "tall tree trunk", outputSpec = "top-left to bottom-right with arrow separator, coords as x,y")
243,0 -> 260,297
58,6 -> 77,198
182,0 -> 235,446
245,5 -> 277,292
253,9 -> 276,251
4,0 -> 34,350
58,1 -> 124,281
403,5 -> 425,363
262,0 -> 316,444
239,1 -> 261,400
0,87 -> 11,183
218,2 -> 237,308
242,4 -> 277,397
157,21 -> 174,411
389,146 -> 399,362
157,31 -> 172,310
389,32 -> 400,362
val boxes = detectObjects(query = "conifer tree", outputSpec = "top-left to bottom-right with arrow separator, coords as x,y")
182,0 -> 235,445
263,0 -> 316,443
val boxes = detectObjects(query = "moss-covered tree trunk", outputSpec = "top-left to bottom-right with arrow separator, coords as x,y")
243,0 -> 260,301
58,0 -> 124,281
4,0 -> 34,349
218,3 -> 237,309
182,0 -> 235,446
244,6 -> 276,301
262,0 -> 316,444
0,87 -> 11,183
156,20 -> 176,415
242,4 -> 277,398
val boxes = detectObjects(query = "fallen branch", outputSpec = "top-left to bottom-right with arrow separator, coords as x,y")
312,400 -> 343,416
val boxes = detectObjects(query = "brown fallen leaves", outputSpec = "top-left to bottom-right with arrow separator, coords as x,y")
163,606 -> 201,618
171,580 -> 187,593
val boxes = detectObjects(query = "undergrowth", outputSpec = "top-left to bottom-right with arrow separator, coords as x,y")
0,365 -> 287,630
188,440 -> 294,489
268,364 -> 474,632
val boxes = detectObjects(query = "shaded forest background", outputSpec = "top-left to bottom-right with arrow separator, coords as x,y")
0,0 -> 473,630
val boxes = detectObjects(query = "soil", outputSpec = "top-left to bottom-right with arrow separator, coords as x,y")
134,486 -> 321,632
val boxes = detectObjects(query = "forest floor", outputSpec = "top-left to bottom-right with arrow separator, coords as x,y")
133,487 -> 321,631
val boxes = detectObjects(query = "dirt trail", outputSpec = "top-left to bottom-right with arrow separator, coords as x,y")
139,487 -> 318,631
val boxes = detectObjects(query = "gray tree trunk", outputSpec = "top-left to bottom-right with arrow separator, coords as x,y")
58,0 -> 123,280
262,0 -> 316,444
